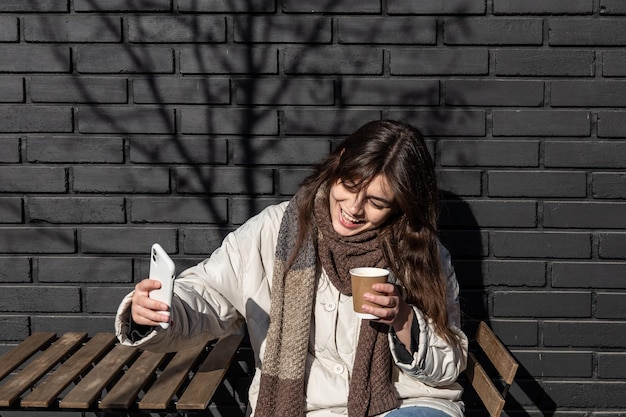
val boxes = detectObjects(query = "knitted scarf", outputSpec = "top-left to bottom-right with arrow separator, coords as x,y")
255,189 -> 398,417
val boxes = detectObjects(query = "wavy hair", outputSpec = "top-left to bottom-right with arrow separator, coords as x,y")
290,119 -> 459,345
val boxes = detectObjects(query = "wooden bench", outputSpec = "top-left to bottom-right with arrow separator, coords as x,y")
0,330 -> 244,413
0,321 -> 517,416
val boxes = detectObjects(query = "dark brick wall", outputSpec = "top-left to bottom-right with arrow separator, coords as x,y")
1,1 -> 625,416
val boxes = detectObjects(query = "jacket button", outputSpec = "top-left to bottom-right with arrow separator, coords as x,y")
324,302 -> 336,312
334,364 -> 344,374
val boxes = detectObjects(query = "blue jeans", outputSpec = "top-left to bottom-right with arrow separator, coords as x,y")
386,406 -> 452,417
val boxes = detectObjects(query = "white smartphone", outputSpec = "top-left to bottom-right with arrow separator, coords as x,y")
148,243 -> 175,329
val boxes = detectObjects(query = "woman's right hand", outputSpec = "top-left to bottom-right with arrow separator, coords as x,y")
130,279 -> 171,327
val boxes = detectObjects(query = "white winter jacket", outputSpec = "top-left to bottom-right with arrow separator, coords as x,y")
115,202 -> 468,417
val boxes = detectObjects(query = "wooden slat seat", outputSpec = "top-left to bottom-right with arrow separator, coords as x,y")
0,329 -> 246,413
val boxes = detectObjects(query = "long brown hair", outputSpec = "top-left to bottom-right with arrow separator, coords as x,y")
290,119 -> 459,345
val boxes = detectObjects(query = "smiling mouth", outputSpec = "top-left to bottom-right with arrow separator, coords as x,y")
341,208 -> 365,225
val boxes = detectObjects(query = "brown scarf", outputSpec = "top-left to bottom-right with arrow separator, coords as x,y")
255,189 -> 398,417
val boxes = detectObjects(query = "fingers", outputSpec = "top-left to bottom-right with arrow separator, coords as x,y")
130,279 -> 171,327
362,283 -> 402,324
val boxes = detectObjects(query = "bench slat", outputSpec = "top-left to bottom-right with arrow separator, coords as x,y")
177,332 -> 245,410
475,322 -> 519,386
21,333 -> 118,408
0,332 -> 87,407
138,333 -> 214,410
466,352 -> 505,417
60,343 -> 139,409
99,350 -> 167,410
0,333 -> 56,381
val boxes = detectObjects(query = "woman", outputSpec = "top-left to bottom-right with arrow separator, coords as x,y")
115,119 -> 468,417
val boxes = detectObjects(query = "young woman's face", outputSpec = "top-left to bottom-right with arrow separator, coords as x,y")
328,175 -> 396,237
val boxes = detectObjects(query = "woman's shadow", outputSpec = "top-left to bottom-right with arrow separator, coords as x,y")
439,191 -> 556,417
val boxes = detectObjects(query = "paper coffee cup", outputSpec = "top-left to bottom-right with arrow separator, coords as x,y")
350,267 -> 390,319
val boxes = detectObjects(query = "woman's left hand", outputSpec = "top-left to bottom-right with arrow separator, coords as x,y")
362,283 -> 412,333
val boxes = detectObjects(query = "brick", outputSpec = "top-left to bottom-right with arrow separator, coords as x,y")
37,257 -> 132,283
494,291 -> 591,317
234,16 -> 331,43
180,108 -> 278,135
182,227 -> 232,255
0,317 -> 30,342
236,78 -> 334,105
177,0 -> 275,12
278,168 -> 314,195
0,17 -> 18,41
285,47 -> 383,75
445,80 -> 544,107
80,227 -> 176,254
0,77 -> 23,102
440,140 -> 539,167
488,171 -> 586,197
0,46 -> 71,73
281,0 -> 380,13
490,320 -> 538,347
552,262 -> 626,288
131,197 -> 228,223
27,136 -> 124,163
492,110 -> 591,136
390,48 -> 488,75
388,110 -> 486,136
544,202 -> 626,229
438,230 -> 488,257
175,167 -> 274,194
134,77 -> 229,104
78,107 -> 175,134
73,166 -> 170,193
0,257 -> 30,282
599,233 -> 626,259
546,142 -> 626,168
454,260 -> 546,287
231,138 -> 331,165
552,80 -> 626,107
597,293 -> 626,319
513,351 -> 592,377
340,79 -> 439,106
27,197 -> 125,224
458,290 -> 487,318
84,286 -> 135,313
0,136 -> 20,162
130,137 -> 228,164
495,49 -> 595,76
0,286 -> 79,312
543,381 -> 626,408
230,198 -> 286,225
0,105 -> 72,133
387,0 -> 486,14
282,109 -> 380,135
437,169 -> 482,196
337,17 -> 436,44
129,16 -> 225,43
494,0 -> 593,15
74,0 -> 171,12
32,316 -> 115,335
444,18 -> 543,45
550,18 -> 626,45
0,197 -> 22,223
603,51 -> 626,76
493,231 -> 591,258
0,167 -> 66,192
598,111 -> 626,137
598,353 -> 626,378
601,0 -> 626,15
31,76 -> 127,103
440,199 -> 537,228
0,0 -> 68,12
180,46 -> 277,74
24,16 -> 122,42
76,46 -> 173,74
544,321 -> 626,348
0,228 -> 75,253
